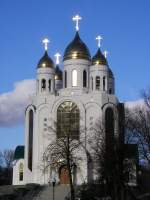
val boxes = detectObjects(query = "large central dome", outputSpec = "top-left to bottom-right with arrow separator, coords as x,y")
63,32 -> 91,61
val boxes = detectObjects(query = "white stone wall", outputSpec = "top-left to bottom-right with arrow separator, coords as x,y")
21,57 -> 119,185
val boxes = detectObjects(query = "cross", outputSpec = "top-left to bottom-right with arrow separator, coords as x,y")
72,14 -> 82,31
96,35 -> 103,48
42,38 -> 50,51
103,50 -> 108,58
54,53 -> 61,65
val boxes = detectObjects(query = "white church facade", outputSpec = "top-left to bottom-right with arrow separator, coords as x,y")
13,15 -> 127,186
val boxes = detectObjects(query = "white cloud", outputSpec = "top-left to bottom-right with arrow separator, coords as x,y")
0,79 -> 145,127
0,79 -> 35,127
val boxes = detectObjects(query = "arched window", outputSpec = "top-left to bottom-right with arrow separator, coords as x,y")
83,70 -> 87,87
41,79 -> 46,91
57,101 -> 80,139
103,77 -> 106,91
91,77 -> 93,90
28,110 -> 33,171
49,79 -> 51,91
72,70 -> 77,87
19,163 -> 24,181
109,88 -> 112,94
96,76 -> 100,90
64,71 -> 67,88
105,107 -> 114,158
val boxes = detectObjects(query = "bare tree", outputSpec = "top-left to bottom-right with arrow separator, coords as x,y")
0,149 -> 14,168
43,121 -> 83,200
87,120 -> 130,200
0,151 -> 3,166
87,121 -> 106,182
0,149 -> 14,185
125,89 -> 150,165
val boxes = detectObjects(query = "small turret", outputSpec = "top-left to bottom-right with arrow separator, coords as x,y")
36,38 -> 55,95
90,35 -> 115,94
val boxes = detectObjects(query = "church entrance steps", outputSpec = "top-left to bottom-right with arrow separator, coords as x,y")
33,185 -> 70,200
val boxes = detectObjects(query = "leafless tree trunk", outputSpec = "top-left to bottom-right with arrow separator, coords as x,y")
43,121 -> 82,200
125,89 -> 150,165
88,120 -> 127,200
87,121 -> 106,181
0,149 -> 14,185
0,149 -> 14,168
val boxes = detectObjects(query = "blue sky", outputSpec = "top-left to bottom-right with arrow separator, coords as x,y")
0,0 -> 150,150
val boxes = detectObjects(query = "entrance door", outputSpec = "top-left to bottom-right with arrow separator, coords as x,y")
59,166 -> 70,184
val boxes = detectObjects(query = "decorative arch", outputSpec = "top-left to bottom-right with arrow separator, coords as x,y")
57,101 -> 80,139
28,109 -> 33,171
59,165 -> 70,184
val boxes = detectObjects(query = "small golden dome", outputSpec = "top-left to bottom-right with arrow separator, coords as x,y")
37,51 -> 54,68
92,48 -> 108,65
63,32 -> 91,61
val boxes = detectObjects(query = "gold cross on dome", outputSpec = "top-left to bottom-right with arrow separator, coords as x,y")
96,35 -> 103,48
103,50 -> 108,58
72,14 -> 82,31
42,38 -> 50,51
54,53 -> 61,65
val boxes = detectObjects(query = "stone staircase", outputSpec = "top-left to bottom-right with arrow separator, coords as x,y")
34,185 -> 70,200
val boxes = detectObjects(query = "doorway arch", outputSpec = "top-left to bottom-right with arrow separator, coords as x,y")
59,165 -> 70,184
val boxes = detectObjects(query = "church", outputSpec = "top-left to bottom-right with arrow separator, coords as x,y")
12,15 -> 137,186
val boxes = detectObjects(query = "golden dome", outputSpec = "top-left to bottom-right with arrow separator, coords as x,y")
92,48 -> 108,65
37,51 -> 54,68
63,32 -> 91,61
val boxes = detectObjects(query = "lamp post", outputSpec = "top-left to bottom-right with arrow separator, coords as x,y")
52,176 -> 56,200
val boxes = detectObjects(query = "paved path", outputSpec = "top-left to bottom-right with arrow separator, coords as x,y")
34,185 -> 70,200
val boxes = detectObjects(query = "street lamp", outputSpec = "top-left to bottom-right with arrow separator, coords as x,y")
52,176 -> 56,200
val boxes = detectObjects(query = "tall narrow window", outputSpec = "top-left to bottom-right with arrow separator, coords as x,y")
28,110 -> 33,171
72,70 -> 77,87
103,77 -> 106,91
49,79 -> 51,92
57,101 -> 80,139
64,71 -> 67,88
96,76 -> 100,90
19,163 -> 24,181
41,79 -> 46,91
91,77 -> 93,90
105,108 -> 114,162
83,70 -> 87,87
